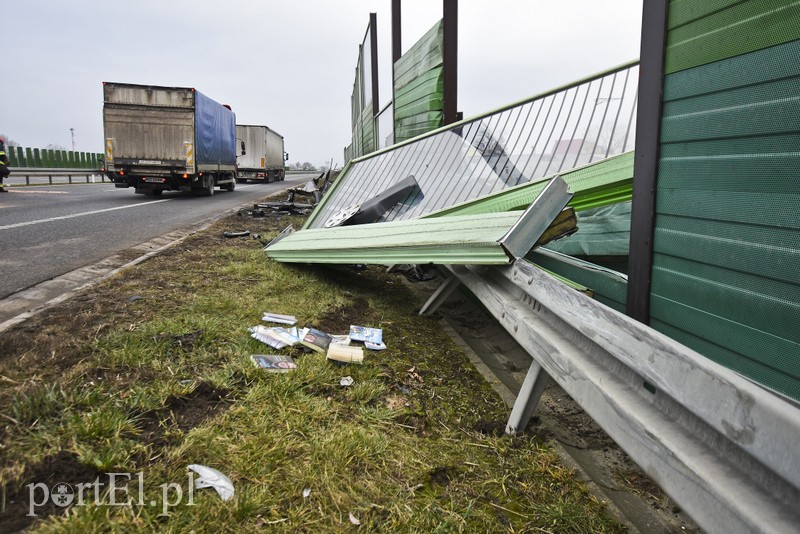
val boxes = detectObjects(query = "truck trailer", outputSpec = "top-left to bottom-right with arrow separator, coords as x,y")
236,124 -> 286,183
102,82 -> 238,196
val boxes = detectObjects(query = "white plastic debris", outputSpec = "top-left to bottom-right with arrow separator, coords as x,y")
302,488 -> 311,498
349,512 -> 361,525
339,376 -> 354,387
187,464 -> 235,501
261,312 -> 297,325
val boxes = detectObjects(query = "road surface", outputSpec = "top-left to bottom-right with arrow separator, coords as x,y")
0,175 -> 313,299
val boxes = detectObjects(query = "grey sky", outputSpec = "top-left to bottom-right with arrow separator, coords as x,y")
2,1 -> 641,168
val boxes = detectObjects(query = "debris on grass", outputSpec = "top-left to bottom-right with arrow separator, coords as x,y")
327,344 -> 364,364
300,328 -> 333,354
223,230 -> 250,238
348,325 -> 382,344
407,366 -> 424,383
339,376 -> 354,387
251,354 -> 297,372
187,464 -> 234,501
261,312 -> 297,325
249,325 -> 289,349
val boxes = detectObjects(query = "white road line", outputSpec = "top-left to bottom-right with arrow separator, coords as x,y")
6,189 -> 69,194
0,199 -> 171,230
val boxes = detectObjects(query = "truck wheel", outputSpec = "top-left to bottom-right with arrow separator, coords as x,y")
148,189 -> 163,197
224,180 -> 235,192
201,176 -> 214,197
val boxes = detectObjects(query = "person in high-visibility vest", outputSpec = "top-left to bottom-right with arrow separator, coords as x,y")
0,140 -> 9,192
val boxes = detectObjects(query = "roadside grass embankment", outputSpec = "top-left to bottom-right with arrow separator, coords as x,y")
0,199 -> 623,533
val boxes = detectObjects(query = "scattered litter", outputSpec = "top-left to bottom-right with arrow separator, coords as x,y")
271,326 -> 304,345
187,464 -> 234,501
302,488 -> 311,498
339,376 -> 354,387
327,344 -> 364,364
223,230 -> 250,238
240,200 -> 314,218
349,512 -> 361,526
329,335 -> 355,348
365,341 -> 387,351
179,379 -> 193,386
250,233 -> 270,246
300,328 -> 333,354
256,516 -> 288,526
128,295 -> 144,302
251,354 -> 297,372
262,312 -> 297,325
393,264 -> 438,282
249,326 -> 289,349
407,366 -> 424,383
349,325 -> 383,344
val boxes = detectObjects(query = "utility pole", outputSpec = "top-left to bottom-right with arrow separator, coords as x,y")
70,128 -> 75,151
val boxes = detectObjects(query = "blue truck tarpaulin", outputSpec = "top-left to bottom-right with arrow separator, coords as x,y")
195,90 -> 236,166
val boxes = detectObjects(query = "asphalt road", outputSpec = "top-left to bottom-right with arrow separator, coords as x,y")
0,175 -> 314,299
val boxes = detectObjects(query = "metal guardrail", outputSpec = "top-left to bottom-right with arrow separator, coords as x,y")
422,261 -> 800,533
5,168 -> 107,186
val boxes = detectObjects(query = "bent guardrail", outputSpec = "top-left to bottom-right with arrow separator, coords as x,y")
423,261 -> 800,534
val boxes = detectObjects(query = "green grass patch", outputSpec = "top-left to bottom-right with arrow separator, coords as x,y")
0,211 -> 622,532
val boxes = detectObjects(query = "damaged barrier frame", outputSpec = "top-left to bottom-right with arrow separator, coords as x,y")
266,176 -> 573,266
422,260 -> 800,534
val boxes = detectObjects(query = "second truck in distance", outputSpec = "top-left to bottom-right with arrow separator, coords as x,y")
236,124 -> 286,183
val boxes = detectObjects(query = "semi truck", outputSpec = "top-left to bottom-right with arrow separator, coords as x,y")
236,124 -> 286,183
102,82 -> 238,196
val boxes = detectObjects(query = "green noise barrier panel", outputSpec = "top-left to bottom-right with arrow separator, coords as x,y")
652,12 -> 800,400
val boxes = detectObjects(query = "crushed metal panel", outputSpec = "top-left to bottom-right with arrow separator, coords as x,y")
266,176 -> 572,265
499,176 -> 572,259
324,175 -> 421,227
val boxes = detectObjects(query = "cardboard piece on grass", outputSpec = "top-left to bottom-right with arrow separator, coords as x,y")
187,464 -> 234,501
327,344 -> 364,364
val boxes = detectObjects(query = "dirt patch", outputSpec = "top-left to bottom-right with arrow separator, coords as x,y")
152,329 -> 205,351
315,296 -> 371,334
135,382 -> 234,452
0,451 -> 105,533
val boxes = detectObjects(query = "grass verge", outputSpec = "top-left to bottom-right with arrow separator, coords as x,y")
0,197 -> 623,533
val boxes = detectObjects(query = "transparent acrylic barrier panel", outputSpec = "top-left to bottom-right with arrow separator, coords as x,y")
309,62 -> 639,229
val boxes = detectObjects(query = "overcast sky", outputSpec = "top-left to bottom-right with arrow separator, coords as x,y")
2,0 -> 642,168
